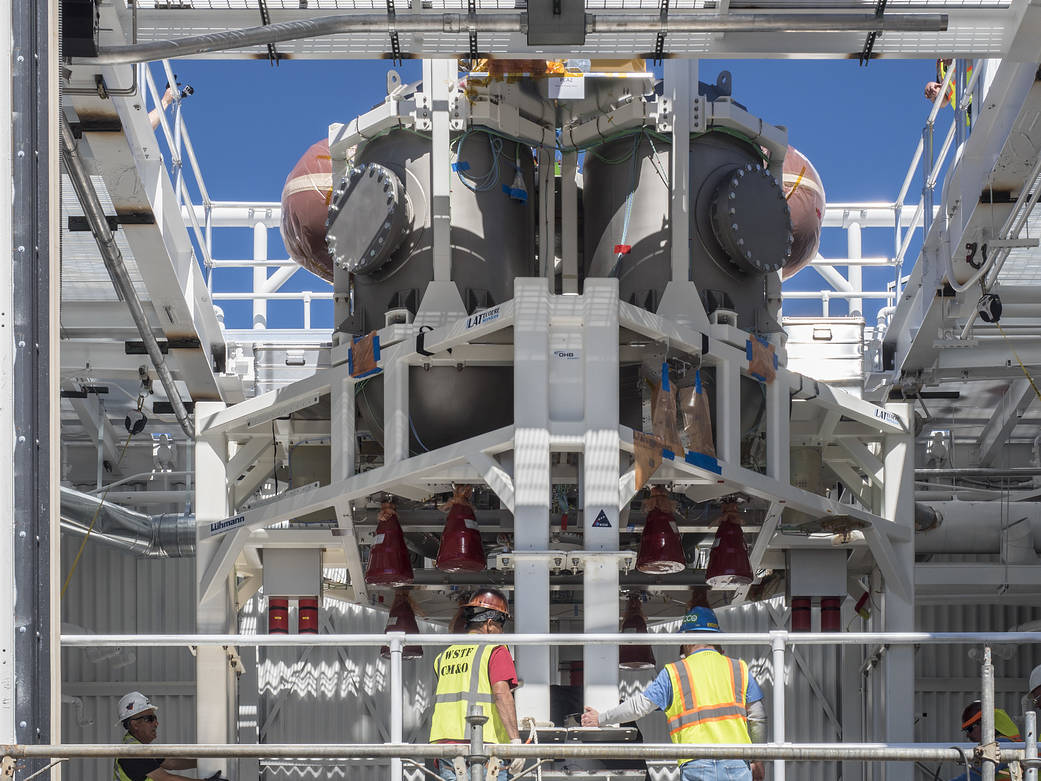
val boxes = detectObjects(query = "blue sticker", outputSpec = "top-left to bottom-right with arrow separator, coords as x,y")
685,450 -> 723,475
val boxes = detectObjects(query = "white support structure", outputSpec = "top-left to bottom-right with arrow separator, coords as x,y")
252,221 -> 268,329
512,278 -> 552,725
881,402 -> 915,781
560,151 -> 579,295
581,280 -> 621,712
194,402 -> 235,780
425,59 -> 455,283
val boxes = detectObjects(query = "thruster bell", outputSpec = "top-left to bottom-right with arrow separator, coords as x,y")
436,486 -> 486,573
365,500 -> 414,586
636,488 -> 686,574
618,595 -> 656,670
380,590 -> 423,659
706,503 -> 753,587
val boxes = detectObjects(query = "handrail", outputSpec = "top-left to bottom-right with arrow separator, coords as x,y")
60,630 -> 1041,647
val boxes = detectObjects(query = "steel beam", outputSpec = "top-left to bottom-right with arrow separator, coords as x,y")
975,378 -> 1037,466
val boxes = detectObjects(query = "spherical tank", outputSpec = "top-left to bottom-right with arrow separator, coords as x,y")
583,131 -> 792,332
333,128 -> 537,452
280,138 -> 335,282
781,146 -> 826,280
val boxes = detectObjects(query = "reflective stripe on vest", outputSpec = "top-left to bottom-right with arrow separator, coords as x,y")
113,733 -> 141,781
429,643 -> 510,745
664,650 -> 751,764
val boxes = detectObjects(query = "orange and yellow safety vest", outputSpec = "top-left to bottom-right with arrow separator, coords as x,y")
663,649 -> 751,764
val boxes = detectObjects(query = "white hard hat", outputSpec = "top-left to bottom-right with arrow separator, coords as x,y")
1030,664 -> 1041,694
116,691 -> 158,726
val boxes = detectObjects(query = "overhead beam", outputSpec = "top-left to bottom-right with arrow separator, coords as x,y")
975,378 -> 1038,465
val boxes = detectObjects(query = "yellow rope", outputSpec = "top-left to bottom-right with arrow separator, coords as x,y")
61,401 -> 142,600
995,321 -> 1041,403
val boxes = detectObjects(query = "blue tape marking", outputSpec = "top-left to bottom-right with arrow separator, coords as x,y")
452,161 -> 471,172
662,448 -> 676,460
372,334 -> 381,362
685,450 -> 722,475
695,369 -> 703,394
661,361 -> 670,392
746,340 -> 754,361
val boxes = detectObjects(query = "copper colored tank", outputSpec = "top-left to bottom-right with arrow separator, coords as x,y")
781,146 -> 826,280
280,139 -> 334,282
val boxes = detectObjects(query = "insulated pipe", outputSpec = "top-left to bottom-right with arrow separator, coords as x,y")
59,485 -> 196,558
60,115 -> 195,440
87,13 -> 948,65
914,501 -> 1041,556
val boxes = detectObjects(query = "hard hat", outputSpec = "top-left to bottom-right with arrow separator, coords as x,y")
116,691 -> 158,726
464,588 -> 510,619
961,701 -> 982,730
679,606 -> 721,633
1030,664 -> 1041,694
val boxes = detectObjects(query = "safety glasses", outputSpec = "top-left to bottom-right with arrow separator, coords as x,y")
131,714 -> 158,724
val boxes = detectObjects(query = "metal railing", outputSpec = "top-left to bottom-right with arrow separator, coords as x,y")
47,630 -> 1041,781
785,59 -> 980,331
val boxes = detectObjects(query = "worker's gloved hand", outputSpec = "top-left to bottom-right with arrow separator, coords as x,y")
508,738 -> 525,776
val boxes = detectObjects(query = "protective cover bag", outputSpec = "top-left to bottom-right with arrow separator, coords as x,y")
679,369 -> 715,458
650,364 -> 684,456
280,138 -> 335,281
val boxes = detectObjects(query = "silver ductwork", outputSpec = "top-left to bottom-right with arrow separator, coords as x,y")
915,501 -> 1041,561
60,485 -> 196,558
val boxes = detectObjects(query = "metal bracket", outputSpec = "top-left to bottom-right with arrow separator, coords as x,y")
223,644 -> 245,675
655,97 -> 673,134
495,550 -> 637,574
975,741 -> 1001,766
467,0 -> 479,66
653,0 -> 669,65
691,95 -> 707,134
858,0 -> 887,66
452,757 -> 468,778
386,0 -> 402,66
0,757 -> 16,780
487,757 -> 504,778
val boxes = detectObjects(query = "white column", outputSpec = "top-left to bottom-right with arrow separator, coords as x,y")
195,403 -> 234,779
512,278 -> 552,723
252,221 -> 267,329
424,59 -> 454,282
582,279 -> 621,711
538,149 -> 556,285
383,345 -> 410,466
881,402 -> 915,781
847,221 -> 863,317
561,152 -> 579,294
715,356 -> 741,466
0,0 -> 16,745
664,59 -> 696,283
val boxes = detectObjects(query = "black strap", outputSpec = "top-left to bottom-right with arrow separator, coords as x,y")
416,325 -> 435,357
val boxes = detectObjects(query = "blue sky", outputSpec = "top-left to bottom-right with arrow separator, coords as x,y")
155,57 -> 942,328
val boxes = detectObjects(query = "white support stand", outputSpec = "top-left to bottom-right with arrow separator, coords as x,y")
538,148 -> 556,286
847,221 -> 863,318
425,59 -> 454,283
512,278 -> 552,724
658,58 -> 711,333
581,280 -> 621,711
252,221 -> 267,329
881,402 -> 915,781
195,402 -> 235,780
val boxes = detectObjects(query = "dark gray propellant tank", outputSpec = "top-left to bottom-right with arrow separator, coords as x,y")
582,130 -> 793,333
326,127 -> 536,453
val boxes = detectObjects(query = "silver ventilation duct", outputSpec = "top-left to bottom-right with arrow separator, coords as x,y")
60,485 -> 196,558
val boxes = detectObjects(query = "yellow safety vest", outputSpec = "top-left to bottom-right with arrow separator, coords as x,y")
113,733 -> 147,781
664,650 -> 750,764
429,643 -> 510,745
938,60 -> 973,110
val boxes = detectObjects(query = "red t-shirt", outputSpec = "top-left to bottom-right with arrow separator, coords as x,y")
435,644 -> 517,744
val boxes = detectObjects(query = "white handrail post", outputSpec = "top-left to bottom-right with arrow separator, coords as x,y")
770,630 -> 787,781
390,632 -> 404,781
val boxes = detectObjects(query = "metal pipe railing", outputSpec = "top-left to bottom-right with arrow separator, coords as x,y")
60,630 -> 1041,647
0,742 -> 1027,763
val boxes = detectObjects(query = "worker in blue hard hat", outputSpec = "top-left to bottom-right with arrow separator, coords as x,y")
582,606 -> 767,781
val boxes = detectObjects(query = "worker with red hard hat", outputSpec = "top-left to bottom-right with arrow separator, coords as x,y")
429,589 -> 524,781
582,606 -> 767,781
113,691 -> 215,781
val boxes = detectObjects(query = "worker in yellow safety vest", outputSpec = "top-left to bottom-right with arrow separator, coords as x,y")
582,606 -> 767,781
924,59 -> 973,114
951,700 -> 1020,781
113,692 -> 212,781
429,589 -> 524,781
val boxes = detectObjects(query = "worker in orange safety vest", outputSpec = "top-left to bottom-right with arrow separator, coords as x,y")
582,606 -> 767,781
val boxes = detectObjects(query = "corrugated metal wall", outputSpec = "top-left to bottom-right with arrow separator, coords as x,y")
58,537 -> 1041,781
60,536 -> 198,781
